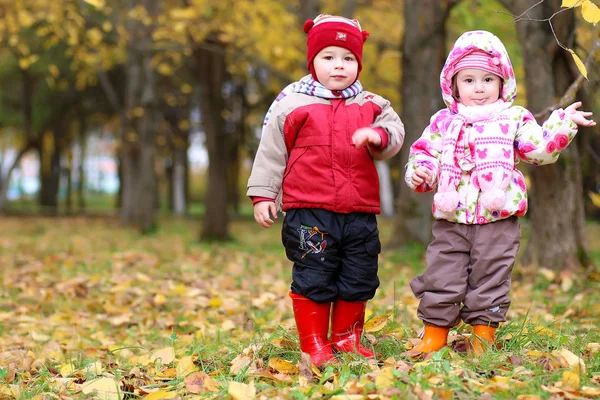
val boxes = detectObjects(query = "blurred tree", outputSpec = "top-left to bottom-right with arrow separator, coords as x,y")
389,0 -> 460,246
501,0 -> 594,270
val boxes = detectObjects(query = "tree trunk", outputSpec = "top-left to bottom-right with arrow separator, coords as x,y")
171,143 -> 187,216
38,130 -> 61,213
509,0 -> 590,270
389,0 -> 454,247
376,161 -> 394,218
117,0 -> 159,233
0,142 -> 33,210
77,108 -> 87,211
196,40 -> 231,241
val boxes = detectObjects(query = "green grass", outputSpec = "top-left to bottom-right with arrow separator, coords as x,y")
0,216 -> 598,398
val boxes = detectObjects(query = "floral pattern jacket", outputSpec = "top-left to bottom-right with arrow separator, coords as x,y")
404,30 -> 577,224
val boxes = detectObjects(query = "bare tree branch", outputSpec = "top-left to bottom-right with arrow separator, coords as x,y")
534,36 -> 600,120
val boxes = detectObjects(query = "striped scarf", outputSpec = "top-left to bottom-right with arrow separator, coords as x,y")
263,75 -> 363,127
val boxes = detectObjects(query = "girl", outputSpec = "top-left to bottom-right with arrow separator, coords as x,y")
404,30 -> 594,354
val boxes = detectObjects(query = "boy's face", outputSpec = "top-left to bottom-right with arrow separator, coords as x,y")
454,68 -> 501,106
313,46 -> 358,91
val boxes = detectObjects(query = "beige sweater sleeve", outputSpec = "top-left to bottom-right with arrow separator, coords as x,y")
368,95 -> 405,160
246,101 -> 290,200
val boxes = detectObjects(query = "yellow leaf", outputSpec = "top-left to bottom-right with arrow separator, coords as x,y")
177,356 -> 197,377
102,21 -> 113,32
184,371 -> 220,394
568,49 -> 588,79
86,28 -> 103,46
59,363 -> 75,377
31,331 -> 50,342
267,358 -> 299,375
80,377 -> 121,400
18,11 -> 35,28
49,65 -> 60,78
562,370 -> 580,390
374,367 -> 396,389
589,192 -> 600,208
363,314 -> 390,333
181,83 -> 193,94
228,381 -> 256,400
143,390 -> 178,400
150,347 -> 175,365
170,8 -> 198,20
561,0 -> 582,7
582,0 -> 600,23
157,63 -> 174,76
18,58 -> 31,70
84,0 -> 105,9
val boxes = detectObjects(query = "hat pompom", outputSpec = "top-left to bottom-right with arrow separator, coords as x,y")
303,19 -> 314,33
434,191 -> 459,213
362,30 -> 370,42
480,188 -> 505,211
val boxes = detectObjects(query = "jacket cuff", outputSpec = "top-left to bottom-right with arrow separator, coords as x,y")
251,196 -> 275,206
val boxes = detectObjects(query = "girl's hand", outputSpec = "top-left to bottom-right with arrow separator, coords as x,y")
411,166 -> 434,187
352,127 -> 382,148
254,201 -> 277,228
565,102 -> 596,127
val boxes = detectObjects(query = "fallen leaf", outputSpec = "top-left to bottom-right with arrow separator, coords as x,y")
267,358 -> 299,375
184,371 -> 220,394
80,377 -> 121,400
228,380 -> 256,400
363,314 -> 390,333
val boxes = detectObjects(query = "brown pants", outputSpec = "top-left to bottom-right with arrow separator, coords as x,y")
410,217 -> 521,328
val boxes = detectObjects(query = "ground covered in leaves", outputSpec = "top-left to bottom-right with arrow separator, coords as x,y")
0,216 -> 599,399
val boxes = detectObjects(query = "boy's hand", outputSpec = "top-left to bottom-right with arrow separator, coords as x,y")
565,101 -> 596,127
254,201 -> 277,228
411,166 -> 434,187
352,127 -> 382,148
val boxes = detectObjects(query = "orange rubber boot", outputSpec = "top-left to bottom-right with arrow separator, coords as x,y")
412,325 -> 450,353
290,292 -> 336,366
469,325 -> 496,354
330,299 -> 374,358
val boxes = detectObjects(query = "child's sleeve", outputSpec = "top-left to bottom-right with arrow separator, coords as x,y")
404,112 -> 444,192
246,100 -> 289,201
513,106 -> 578,165
369,98 -> 405,160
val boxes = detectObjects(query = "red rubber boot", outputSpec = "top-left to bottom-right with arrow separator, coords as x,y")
289,292 -> 336,366
330,299 -> 375,358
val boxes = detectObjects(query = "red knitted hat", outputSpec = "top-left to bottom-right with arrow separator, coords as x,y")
304,14 -> 370,80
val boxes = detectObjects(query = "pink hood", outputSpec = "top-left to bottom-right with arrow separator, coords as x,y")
440,30 -> 517,113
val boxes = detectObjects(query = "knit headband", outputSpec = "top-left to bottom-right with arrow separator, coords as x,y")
453,50 -> 503,78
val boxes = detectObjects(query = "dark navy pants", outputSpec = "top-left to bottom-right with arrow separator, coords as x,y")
282,208 -> 381,303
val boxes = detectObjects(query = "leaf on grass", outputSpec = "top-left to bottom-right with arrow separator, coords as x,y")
363,314 -> 390,333
229,355 -> 252,375
176,355 -> 197,377
373,367 -> 395,390
267,358 -> 299,375
554,348 -> 587,374
228,381 -> 256,400
561,370 -> 580,390
150,347 -> 175,365
568,48 -> 588,79
142,390 -> 178,399
582,0 -> 600,23
80,377 -> 121,400
184,371 -> 220,394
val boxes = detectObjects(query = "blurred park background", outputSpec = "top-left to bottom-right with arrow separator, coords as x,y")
0,0 -> 599,271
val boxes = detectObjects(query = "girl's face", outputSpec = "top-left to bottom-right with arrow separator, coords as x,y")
313,46 -> 358,91
454,68 -> 502,106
